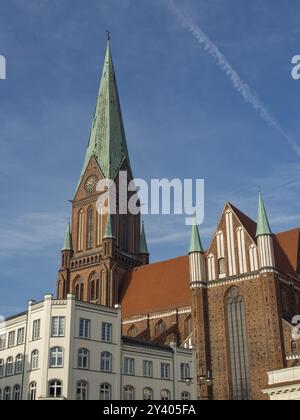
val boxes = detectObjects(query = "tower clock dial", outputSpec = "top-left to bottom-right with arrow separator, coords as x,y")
85,175 -> 98,193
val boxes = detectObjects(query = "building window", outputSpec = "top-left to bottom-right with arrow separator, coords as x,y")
127,324 -> 138,337
101,322 -> 112,343
79,319 -> 90,339
51,317 -> 65,337
31,350 -> 39,370
90,279 -> 96,300
0,333 -> 6,350
124,385 -> 135,400
87,207 -> 94,250
76,381 -> 88,401
124,357 -> 135,375
28,382 -> 37,400
180,363 -> 190,381
181,391 -> 191,400
17,328 -> 25,345
13,385 -> 21,400
6,357 -> 14,376
8,331 -> 15,348
226,287 -> 251,400
143,360 -> 153,378
78,349 -> 89,369
49,380 -> 62,399
4,386 -> 11,400
32,319 -> 41,341
143,387 -> 153,400
160,363 -> 170,380
15,354 -> 23,374
101,352 -> 112,372
0,359 -> 4,377
155,319 -> 166,336
100,383 -> 111,400
161,389 -> 171,400
49,347 -> 64,368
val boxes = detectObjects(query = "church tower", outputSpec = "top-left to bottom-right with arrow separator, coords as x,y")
57,35 -> 146,306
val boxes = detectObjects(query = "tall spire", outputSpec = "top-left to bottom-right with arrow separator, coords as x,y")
104,214 -> 115,240
76,34 -> 131,193
256,192 -> 272,238
189,218 -> 204,253
62,220 -> 73,251
139,222 -> 149,254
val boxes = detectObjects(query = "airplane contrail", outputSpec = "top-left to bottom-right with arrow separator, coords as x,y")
165,0 -> 300,158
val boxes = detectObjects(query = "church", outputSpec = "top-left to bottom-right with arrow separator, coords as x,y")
56,37 -> 300,400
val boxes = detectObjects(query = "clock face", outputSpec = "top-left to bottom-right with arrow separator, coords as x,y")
85,175 -> 98,193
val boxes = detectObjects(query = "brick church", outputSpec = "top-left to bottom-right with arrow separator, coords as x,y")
56,38 -> 300,400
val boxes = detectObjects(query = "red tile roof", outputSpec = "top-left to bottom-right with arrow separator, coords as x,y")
120,256 -> 191,318
274,228 -> 300,275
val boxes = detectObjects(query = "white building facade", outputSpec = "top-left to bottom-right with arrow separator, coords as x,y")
0,295 -> 195,400
262,359 -> 300,401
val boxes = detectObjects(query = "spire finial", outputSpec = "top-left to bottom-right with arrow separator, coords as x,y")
256,191 -> 272,238
188,218 -> 204,254
106,30 -> 111,41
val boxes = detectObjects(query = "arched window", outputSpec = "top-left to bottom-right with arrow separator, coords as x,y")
78,209 -> 85,252
155,319 -> 166,336
49,380 -> 62,399
90,280 -> 95,300
6,356 -> 14,376
143,387 -> 153,400
76,381 -> 88,401
28,382 -> 37,400
225,287 -> 251,400
161,389 -> 171,400
15,354 -> 23,374
75,284 -> 80,300
49,347 -> 64,368
100,352 -> 112,372
100,383 -> 112,400
0,359 -> 4,377
96,278 -> 100,300
291,340 -> 297,354
4,386 -> 11,400
218,258 -> 226,277
78,349 -> 89,369
13,384 -> 21,400
124,385 -> 135,400
80,283 -> 84,301
31,350 -> 39,370
87,207 -> 94,249
181,391 -> 191,400
184,315 -> 192,339
127,324 -> 138,337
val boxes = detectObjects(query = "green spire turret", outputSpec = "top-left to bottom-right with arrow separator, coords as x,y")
62,221 -> 73,251
104,214 -> 115,240
188,219 -> 204,254
256,192 -> 272,238
139,222 -> 149,254
76,35 -> 131,194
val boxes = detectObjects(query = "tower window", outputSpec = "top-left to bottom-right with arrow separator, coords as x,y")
87,207 -> 94,250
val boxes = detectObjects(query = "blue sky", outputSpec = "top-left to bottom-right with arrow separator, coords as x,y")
0,0 -> 300,315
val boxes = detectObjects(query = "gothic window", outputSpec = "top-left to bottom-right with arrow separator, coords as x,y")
78,209 -> 85,252
127,324 -> 138,337
80,283 -> 84,301
155,319 -> 166,336
218,258 -> 226,277
291,341 -> 297,354
90,280 -> 95,300
87,207 -> 94,250
225,287 -> 251,400
184,315 -> 192,339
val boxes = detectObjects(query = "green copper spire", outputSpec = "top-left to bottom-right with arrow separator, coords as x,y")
62,221 -> 73,251
104,214 -> 115,240
76,35 -> 131,194
256,192 -> 272,237
139,222 -> 149,254
189,219 -> 204,253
